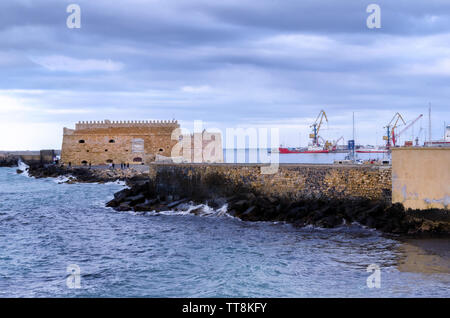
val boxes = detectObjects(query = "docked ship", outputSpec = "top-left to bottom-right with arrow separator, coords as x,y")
278,109 -> 331,154
423,125 -> 450,147
279,145 -> 329,154
355,146 -> 388,154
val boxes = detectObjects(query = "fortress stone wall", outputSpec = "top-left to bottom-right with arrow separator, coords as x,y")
61,120 -> 180,166
61,120 -> 224,166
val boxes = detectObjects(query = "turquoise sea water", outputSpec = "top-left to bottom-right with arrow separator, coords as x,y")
0,167 -> 448,297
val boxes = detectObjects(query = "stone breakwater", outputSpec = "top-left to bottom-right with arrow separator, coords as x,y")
26,164 -> 149,184
0,154 -> 19,167
18,163 -> 449,236
106,164 -> 449,237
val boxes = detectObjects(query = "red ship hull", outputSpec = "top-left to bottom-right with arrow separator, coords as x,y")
279,147 -> 329,154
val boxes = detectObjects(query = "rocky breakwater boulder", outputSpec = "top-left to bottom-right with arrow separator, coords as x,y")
226,194 -> 450,236
108,178 -> 450,237
0,154 -> 19,167
28,164 -> 70,178
106,180 -> 192,212
27,164 -> 148,184
404,209 -> 450,236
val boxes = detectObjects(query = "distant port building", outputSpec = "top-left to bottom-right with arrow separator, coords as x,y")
61,119 -> 180,166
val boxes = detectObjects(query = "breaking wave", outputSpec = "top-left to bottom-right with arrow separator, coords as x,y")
52,175 -> 76,183
136,202 -> 236,218
102,180 -> 127,186
17,159 -> 29,177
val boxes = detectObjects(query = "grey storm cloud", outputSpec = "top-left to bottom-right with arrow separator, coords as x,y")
0,0 -> 449,149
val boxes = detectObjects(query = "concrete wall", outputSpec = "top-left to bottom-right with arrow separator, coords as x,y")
392,147 -> 449,210
149,163 -> 392,202
0,150 -> 57,165
40,150 -> 56,163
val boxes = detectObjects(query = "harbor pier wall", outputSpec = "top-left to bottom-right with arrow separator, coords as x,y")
102,161 -> 449,234
148,163 -> 392,203
0,150 -> 58,166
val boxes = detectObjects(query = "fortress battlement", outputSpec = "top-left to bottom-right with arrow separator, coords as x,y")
61,118 -> 222,166
75,119 -> 179,130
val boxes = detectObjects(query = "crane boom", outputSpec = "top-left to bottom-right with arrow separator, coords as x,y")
384,112 -> 406,147
397,114 -> 423,137
310,110 -> 328,146
315,110 -> 328,133
387,112 -> 406,128
331,136 -> 344,151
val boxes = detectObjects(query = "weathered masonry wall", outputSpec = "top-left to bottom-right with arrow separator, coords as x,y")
61,120 -> 180,166
149,163 -> 392,202
392,147 -> 449,210
61,120 -> 224,166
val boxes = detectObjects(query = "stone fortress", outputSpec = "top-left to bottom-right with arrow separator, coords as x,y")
61,119 -> 223,166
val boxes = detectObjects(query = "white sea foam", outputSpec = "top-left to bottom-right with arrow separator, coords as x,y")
52,175 -> 76,184
17,159 -> 30,177
102,180 -> 127,186
134,202 -> 236,219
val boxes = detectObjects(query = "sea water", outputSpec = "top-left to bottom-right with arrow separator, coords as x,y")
0,167 -> 448,297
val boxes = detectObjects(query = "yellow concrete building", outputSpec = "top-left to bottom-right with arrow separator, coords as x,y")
61,120 -> 180,165
392,147 -> 449,210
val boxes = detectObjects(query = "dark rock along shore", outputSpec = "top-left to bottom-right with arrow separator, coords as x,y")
105,165 -> 449,237
0,155 -> 19,167
27,163 -> 149,184
24,164 -> 450,237
106,178 -> 449,237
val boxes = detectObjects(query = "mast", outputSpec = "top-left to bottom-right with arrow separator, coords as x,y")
428,102 -> 432,142
352,112 -> 355,159
352,112 -> 355,142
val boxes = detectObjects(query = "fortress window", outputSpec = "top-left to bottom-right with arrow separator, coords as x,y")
159,148 -> 164,152
81,160 -> 88,165
105,149 -> 108,152
86,150 -> 89,152
78,140 -> 85,144
133,157 -> 143,162
109,139 -> 115,143
106,159 -> 113,163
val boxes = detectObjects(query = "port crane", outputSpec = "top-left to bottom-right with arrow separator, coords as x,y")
331,136 -> 344,151
396,114 -> 423,146
384,112 -> 406,148
310,110 -> 328,147
318,136 -> 333,150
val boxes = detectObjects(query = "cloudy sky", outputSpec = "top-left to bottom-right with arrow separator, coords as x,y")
0,0 -> 449,149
